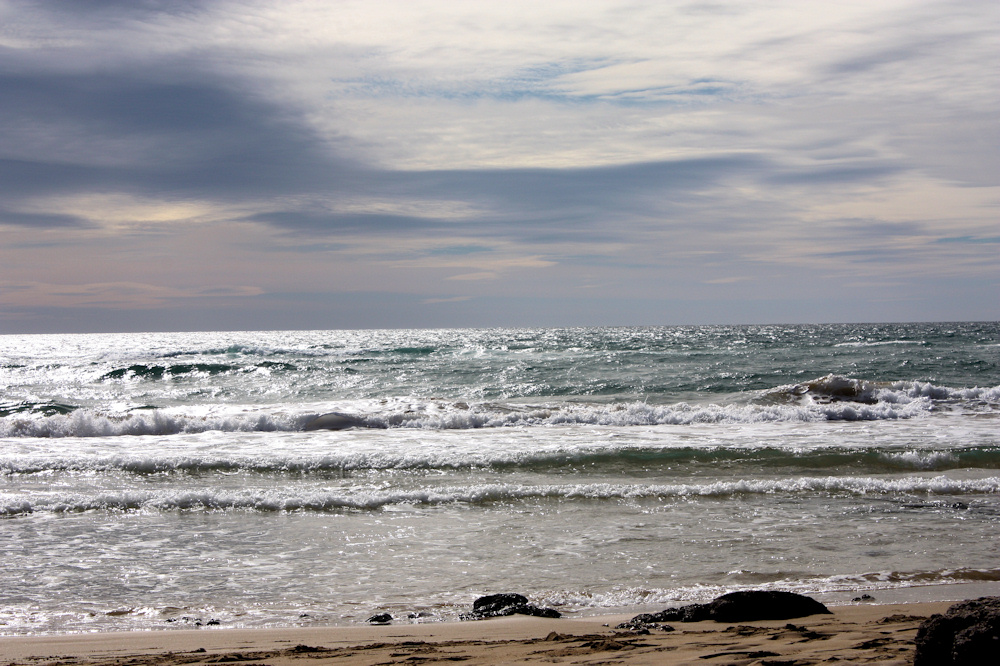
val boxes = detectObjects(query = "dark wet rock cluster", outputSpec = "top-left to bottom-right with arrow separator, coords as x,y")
303,412 -> 368,431
914,596 -> 1000,666
464,593 -> 561,620
164,616 -> 221,626
365,611 -> 433,625
366,593 -> 560,625
620,591 -> 832,629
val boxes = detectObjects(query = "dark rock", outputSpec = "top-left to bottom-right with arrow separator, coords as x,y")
914,596 -> 1000,666
615,617 -> 675,632
624,591 -> 832,626
710,591 -> 831,621
515,604 -> 561,618
473,593 -> 528,615
465,593 -> 561,620
615,617 -> 649,630
303,412 -> 368,431
367,612 -> 393,624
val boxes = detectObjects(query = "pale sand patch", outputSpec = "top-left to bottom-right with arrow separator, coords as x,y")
0,601 -> 955,665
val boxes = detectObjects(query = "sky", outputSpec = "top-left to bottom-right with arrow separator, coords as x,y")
1,0 -> 998,333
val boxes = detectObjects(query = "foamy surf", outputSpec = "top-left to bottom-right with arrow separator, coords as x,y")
4,475 -> 998,516
2,323 -> 998,634
4,376 -> 993,438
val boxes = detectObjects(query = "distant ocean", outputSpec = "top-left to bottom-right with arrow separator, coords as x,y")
2,323 -> 998,634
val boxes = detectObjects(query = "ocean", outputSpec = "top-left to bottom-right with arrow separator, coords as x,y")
1,323 -> 998,634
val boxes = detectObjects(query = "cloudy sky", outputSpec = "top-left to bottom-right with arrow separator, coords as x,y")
1,0 -> 997,332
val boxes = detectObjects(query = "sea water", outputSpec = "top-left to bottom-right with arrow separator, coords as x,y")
1,323 -> 998,634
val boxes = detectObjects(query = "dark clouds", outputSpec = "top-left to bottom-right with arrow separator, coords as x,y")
1,1 -> 997,332
0,210 -> 92,228
0,51 -> 780,238
417,157 -> 766,209
243,155 -> 777,247
0,68 -> 359,201
248,211 -> 452,235
26,0 -> 213,21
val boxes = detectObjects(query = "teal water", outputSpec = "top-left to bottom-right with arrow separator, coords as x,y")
1,323 -> 998,633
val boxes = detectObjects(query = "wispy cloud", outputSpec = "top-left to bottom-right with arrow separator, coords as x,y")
0,280 -> 263,309
1,0 -> 998,331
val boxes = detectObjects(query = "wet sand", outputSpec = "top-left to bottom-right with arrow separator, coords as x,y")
0,601 -> 955,665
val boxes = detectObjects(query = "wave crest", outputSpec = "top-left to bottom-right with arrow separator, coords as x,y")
766,374 -> 1000,408
2,375 -> 995,438
8,444 -> 998,476
4,476 -> 998,516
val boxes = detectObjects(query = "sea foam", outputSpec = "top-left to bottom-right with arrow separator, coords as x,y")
4,475 -> 997,516
0,391 -> 950,438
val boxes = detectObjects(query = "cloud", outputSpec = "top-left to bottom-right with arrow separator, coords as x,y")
248,210 -> 450,235
704,276 -> 751,285
0,209 -> 92,228
936,236 -> 1000,245
27,0 -> 212,20
0,280 -> 263,309
0,64 -> 361,204
0,0 -> 997,330
422,296 -> 472,304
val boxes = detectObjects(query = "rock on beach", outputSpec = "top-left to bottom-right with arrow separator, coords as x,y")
623,590 -> 832,627
465,593 -> 561,619
914,596 -> 1000,666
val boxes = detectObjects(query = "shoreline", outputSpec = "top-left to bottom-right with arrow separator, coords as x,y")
2,593 -> 991,665
5,580 -> 999,638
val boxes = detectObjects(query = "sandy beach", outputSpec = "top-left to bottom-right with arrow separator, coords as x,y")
0,600 -> 960,665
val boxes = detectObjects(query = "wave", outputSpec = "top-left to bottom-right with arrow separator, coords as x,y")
0,400 -> 77,418
763,374 -> 1000,407
5,446 -> 999,476
834,340 -> 925,347
4,476 -> 998,516
2,375 -> 996,438
98,361 -> 297,381
0,409 -> 305,438
157,343 -> 298,358
541,567 -> 1000,611
0,398 -> 936,439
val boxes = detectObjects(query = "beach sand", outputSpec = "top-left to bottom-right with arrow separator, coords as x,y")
0,600 -> 959,665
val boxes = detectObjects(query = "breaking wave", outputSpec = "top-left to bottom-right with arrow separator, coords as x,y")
4,476 -> 998,516
2,375 -> 996,438
541,567 -> 1000,611
764,374 -> 1000,406
0,409 -> 305,438
4,445 -> 1000,476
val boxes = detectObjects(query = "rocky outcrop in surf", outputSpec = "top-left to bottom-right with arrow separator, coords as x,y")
620,591 -> 831,627
463,593 -> 561,619
302,412 -> 371,431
